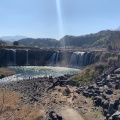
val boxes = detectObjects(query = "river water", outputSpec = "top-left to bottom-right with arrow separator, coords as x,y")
0,66 -> 80,85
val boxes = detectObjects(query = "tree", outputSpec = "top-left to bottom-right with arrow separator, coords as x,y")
13,41 -> 19,46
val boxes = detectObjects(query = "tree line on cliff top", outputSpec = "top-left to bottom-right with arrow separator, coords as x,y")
2,30 -> 120,49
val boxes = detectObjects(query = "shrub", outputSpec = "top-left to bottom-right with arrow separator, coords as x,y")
72,62 -> 108,84
13,41 -> 19,46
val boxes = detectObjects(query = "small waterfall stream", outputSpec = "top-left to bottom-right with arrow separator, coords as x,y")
12,49 -> 16,65
69,52 -> 85,67
26,50 -> 29,65
49,51 -> 59,65
78,52 -> 85,66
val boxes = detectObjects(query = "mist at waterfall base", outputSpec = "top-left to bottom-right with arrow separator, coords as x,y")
49,51 -> 93,68
0,66 -> 80,85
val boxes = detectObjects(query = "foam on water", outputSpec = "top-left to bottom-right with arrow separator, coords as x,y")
0,66 -> 80,85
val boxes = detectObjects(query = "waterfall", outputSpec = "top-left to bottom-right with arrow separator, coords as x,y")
49,51 -> 94,67
12,49 -> 16,65
26,50 -> 29,65
49,51 -> 59,65
89,52 -> 94,65
84,52 -> 90,66
78,52 -> 85,66
69,52 -> 94,68
55,51 -> 59,65
69,52 -> 78,67
70,52 -> 85,67
6,49 -> 9,65
34,50 -> 36,66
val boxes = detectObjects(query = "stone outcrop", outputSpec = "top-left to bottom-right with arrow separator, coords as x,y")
81,65 -> 120,120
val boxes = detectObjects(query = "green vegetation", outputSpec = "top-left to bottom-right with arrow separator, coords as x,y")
13,41 -> 19,46
72,62 -> 108,84
59,30 -> 120,49
18,38 -> 58,47
107,56 -> 118,66
0,68 -> 15,78
93,109 -> 102,118
17,30 -> 120,50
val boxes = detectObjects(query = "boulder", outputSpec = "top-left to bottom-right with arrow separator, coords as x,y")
49,111 -> 62,120
102,100 -> 109,109
106,89 -> 113,95
62,86 -> 71,96
111,111 -> 120,120
114,99 -> 120,110
82,91 -> 89,97
115,84 -> 120,90
68,80 -> 76,86
114,68 -> 120,74
93,96 -> 102,106
103,109 -> 108,116
108,103 -> 116,116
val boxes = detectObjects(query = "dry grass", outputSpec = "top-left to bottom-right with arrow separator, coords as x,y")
10,104 -> 44,120
72,62 -> 108,84
0,88 -> 44,120
0,68 -> 15,77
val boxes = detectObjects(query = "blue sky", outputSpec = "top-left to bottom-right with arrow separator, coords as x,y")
0,0 -> 120,39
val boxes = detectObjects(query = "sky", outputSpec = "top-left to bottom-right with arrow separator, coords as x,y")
0,0 -> 120,39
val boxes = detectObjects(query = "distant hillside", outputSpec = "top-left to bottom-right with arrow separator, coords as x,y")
17,30 -> 120,49
0,35 -> 27,42
59,30 -> 120,49
18,38 -> 58,47
116,26 -> 120,31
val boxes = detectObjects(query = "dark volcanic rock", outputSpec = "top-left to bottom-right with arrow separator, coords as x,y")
49,111 -> 62,120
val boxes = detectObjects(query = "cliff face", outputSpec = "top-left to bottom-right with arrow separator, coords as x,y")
0,49 -> 118,67
0,49 -> 54,66
0,49 -> 74,67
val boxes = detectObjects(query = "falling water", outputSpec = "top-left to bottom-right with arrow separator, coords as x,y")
6,49 -> 9,65
70,52 -> 86,68
78,52 -> 85,66
12,49 -> 16,65
26,50 -> 29,65
55,51 -> 59,65
89,52 -> 94,65
69,52 -> 79,67
34,50 -> 36,66
49,51 -> 59,65
49,51 -> 93,68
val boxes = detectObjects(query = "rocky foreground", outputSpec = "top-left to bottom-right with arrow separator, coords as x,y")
0,66 -> 120,120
